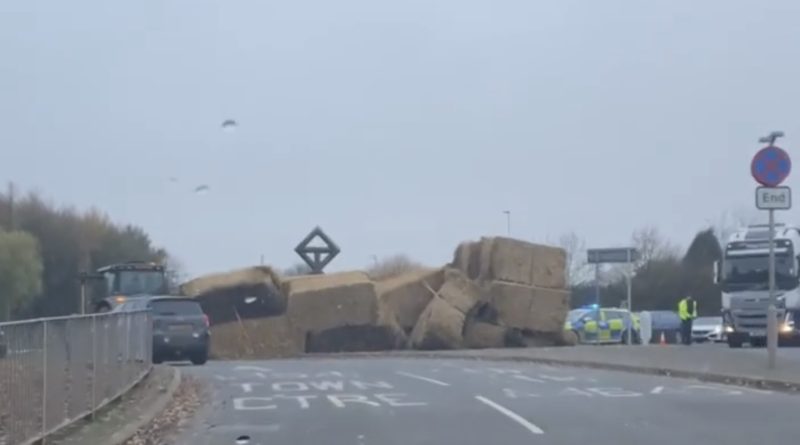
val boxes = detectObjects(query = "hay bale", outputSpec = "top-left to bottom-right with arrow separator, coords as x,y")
209,315 -> 304,359
377,268 -> 445,332
305,302 -> 407,352
487,281 -> 569,333
453,237 -> 566,289
284,271 -> 379,333
452,241 -> 486,281
488,237 -> 566,288
437,268 -> 482,315
181,266 -> 280,297
528,243 -> 567,290
463,321 -> 507,349
181,266 -> 286,324
409,297 -> 465,350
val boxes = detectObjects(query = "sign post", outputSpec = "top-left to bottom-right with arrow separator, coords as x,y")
587,247 -> 639,345
751,131 -> 791,369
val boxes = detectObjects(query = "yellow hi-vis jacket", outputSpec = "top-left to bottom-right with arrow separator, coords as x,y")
678,298 -> 698,321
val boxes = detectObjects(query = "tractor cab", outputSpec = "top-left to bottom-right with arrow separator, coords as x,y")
91,261 -> 169,312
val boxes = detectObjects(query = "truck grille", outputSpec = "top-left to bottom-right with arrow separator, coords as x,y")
731,310 -> 784,330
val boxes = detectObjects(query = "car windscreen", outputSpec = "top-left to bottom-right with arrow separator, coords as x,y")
150,300 -> 203,316
567,310 -> 590,322
117,270 -> 167,295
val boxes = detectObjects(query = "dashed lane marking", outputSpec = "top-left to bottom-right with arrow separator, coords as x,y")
475,395 -> 544,435
395,371 -> 450,387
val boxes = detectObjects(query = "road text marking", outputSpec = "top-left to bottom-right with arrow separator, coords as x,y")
395,371 -> 450,386
475,395 -> 544,435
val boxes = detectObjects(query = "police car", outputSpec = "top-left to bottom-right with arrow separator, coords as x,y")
564,306 -> 641,344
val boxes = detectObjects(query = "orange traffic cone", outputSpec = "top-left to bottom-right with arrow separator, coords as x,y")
659,332 -> 667,346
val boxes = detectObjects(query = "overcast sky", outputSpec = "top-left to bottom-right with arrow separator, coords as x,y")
2,0 -> 800,277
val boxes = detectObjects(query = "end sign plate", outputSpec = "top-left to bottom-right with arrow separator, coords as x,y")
755,186 -> 791,210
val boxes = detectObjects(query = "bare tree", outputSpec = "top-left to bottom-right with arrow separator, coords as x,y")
283,262 -> 314,276
631,226 -> 680,266
556,231 -> 592,286
366,254 -> 424,280
159,252 -> 188,293
712,208 -> 762,243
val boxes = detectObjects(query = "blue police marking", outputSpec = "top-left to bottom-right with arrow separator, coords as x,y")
751,146 -> 791,187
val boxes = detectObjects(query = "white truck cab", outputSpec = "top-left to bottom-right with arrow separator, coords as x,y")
719,223 -> 800,347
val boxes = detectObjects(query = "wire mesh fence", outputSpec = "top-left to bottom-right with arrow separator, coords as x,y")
0,311 -> 151,445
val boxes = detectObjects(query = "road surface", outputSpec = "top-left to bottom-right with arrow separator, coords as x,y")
174,357 -> 797,445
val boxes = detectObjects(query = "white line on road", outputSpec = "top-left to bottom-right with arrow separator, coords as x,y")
395,371 -> 450,386
475,396 -> 544,435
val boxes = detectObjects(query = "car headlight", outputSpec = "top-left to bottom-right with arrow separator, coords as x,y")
712,325 -> 722,333
780,323 -> 794,333
724,326 -> 735,333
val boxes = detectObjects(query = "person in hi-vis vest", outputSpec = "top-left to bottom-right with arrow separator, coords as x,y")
678,295 -> 698,345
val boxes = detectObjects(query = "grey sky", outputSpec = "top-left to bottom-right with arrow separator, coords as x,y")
2,0 -> 800,277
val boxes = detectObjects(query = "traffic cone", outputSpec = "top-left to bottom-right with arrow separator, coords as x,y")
659,332 -> 667,346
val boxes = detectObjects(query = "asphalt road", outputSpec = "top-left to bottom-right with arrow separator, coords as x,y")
170,357 -> 798,445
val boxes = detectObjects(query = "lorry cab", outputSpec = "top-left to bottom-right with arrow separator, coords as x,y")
719,224 -> 800,347
92,261 -> 170,312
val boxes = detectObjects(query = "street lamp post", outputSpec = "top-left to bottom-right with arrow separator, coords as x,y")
503,210 -> 511,236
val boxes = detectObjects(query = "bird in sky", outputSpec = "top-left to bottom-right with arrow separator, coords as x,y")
221,119 -> 238,130
193,184 -> 210,194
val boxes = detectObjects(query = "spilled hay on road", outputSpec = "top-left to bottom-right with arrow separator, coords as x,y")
181,236 -> 572,357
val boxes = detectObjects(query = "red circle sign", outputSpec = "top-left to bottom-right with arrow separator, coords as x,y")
751,146 -> 791,187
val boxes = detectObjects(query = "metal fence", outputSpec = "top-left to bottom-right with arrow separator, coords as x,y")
0,311 -> 152,445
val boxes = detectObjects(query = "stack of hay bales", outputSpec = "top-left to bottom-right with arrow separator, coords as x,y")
181,266 -> 300,359
454,237 -> 570,346
283,271 -> 406,352
182,235 -> 570,358
407,236 -> 569,350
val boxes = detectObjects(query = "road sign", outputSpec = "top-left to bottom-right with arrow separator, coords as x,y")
756,186 -> 792,210
751,146 -> 791,187
587,248 -> 639,264
587,247 -> 639,346
294,227 -> 340,274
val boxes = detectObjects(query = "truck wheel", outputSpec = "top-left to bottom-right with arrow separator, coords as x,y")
727,336 -> 743,348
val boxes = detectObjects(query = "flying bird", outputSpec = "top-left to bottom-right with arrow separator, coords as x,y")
193,185 -> 210,194
221,119 -> 238,130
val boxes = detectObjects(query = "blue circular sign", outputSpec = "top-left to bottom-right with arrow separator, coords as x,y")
751,146 -> 791,187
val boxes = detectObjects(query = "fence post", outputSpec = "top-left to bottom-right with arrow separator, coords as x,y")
41,319 -> 48,443
91,315 -> 97,420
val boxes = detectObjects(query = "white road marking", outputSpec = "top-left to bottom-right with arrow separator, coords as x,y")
475,396 -> 544,435
209,424 -> 281,433
513,375 -> 545,383
686,384 -> 742,396
395,371 -> 450,386
651,386 -> 664,394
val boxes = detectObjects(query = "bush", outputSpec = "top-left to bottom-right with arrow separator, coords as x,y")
366,254 -> 424,280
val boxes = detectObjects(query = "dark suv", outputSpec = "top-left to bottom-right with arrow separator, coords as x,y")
149,297 -> 210,365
